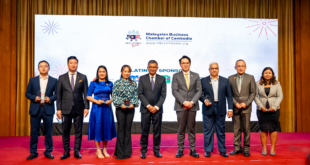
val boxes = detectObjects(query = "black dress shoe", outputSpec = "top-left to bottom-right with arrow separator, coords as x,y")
74,151 -> 82,159
244,151 -> 250,157
27,154 -> 38,160
140,153 -> 146,159
190,150 -> 199,158
204,152 -> 211,157
154,152 -> 162,158
220,152 -> 229,157
45,153 -> 54,159
175,150 -> 184,158
230,150 -> 242,155
60,152 -> 70,160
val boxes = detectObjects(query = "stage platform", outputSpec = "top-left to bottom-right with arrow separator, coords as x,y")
0,133 -> 309,165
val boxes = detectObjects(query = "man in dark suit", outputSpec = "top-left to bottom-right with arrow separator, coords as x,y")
199,62 -> 233,158
228,59 -> 256,157
172,55 -> 202,158
138,60 -> 167,159
56,56 -> 89,159
25,60 -> 57,160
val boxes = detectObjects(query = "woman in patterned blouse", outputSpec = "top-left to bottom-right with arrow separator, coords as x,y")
112,65 -> 139,159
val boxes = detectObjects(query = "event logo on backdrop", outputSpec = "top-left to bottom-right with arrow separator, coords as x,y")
41,20 -> 60,35
126,30 -> 142,48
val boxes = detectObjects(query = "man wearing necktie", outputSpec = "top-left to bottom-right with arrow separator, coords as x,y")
172,56 -> 202,158
138,60 -> 167,159
228,59 -> 256,157
199,62 -> 233,158
56,56 -> 89,159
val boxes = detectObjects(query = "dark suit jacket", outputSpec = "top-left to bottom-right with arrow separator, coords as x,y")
25,76 -> 57,116
199,76 -> 233,116
138,74 -> 167,114
57,72 -> 89,114
172,71 -> 202,111
228,73 -> 256,114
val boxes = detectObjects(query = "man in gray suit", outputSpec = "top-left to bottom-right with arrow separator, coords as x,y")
172,55 -> 202,158
228,59 -> 256,157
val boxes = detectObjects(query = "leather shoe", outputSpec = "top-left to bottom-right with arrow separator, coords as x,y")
60,152 -> 70,160
244,151 -> 250,157
175,150 -> 184,158
74,151 -> 82,159
140,153 -> 146,159
220,152 -> 228,157
45,153 -> 54,159
27,154 -> 38,160
204,152 -> 211,157
230,150 -> 242,155
190,150 -> 199,158
154,152 -> 162,158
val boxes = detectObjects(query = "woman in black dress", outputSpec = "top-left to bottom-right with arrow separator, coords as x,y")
254,67 -> 283,156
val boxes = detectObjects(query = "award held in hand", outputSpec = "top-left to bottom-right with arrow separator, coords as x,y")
205,95 -> 211,105
266,100 -> 270,111
123,97 -> 131,107
98,94 -> 108,104
37,91 -> 45,106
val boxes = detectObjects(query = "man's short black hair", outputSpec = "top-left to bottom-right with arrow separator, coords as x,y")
235,59 -> 246,66
38,60 -> 50,68
148,60 -> 158,66
179,55 -> 191,64
67,56 -> 78,64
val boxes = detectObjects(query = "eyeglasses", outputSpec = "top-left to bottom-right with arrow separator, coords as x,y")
148,67 -> 158,69
209,68 -> 218,70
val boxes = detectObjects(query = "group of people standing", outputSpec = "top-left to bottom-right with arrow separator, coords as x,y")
25,55 -> 283,160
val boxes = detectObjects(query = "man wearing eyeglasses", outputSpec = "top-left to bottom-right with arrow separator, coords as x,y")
138,60 -> 167,159
172,55 -> 202,158
199,62 -> 233,158
228,59 -> 256,157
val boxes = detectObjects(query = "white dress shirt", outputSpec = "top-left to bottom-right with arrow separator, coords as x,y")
68,71 -> 77,87
39,75 -> 49,103
147,74 -> 159,110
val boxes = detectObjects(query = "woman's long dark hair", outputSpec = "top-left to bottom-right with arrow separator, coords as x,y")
95,65 -> 109,83
120,65 -> 133,84
259,67 -> 278,85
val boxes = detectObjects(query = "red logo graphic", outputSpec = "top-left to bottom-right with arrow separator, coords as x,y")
51,64 -> 68,78
245,19 -> 278,40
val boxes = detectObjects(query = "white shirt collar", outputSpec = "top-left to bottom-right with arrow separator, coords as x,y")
39,75 -> 49,80
68,71 -> 77,76
149,74 -> 156,79
210,75 -> 219,80
182,70 -> 190,75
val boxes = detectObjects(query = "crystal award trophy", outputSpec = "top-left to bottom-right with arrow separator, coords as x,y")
266,100 -> 270,111
205,95 -> 211,105
123,97 -> 131,107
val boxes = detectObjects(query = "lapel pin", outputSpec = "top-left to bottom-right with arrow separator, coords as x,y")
209,82 -> 212,84
234,77 -> 236,79
106,83 -> 109,85
191,75 -> 193,77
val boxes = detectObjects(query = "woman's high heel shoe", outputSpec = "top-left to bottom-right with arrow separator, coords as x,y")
96,151 -> 105,159
103,151 -> 110,157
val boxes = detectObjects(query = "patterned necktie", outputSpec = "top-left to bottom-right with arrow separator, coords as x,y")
238,75 -> 242,93
151,77 -> 154,90
185,73 -> 189,89
71,74 -> 75,91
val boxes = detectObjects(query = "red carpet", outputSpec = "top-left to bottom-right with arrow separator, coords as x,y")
0,133 -> 310,165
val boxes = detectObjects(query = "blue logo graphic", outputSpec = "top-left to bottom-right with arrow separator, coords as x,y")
41,20 -> 60,35
130,75 -> 140,82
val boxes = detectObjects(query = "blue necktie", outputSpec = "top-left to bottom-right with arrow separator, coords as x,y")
151,77 -> 154,90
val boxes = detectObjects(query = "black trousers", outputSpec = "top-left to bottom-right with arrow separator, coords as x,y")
30,106 -> 53,155
114,108 -> 135,159
62,107 -> 84,152
140,112 -> 162,154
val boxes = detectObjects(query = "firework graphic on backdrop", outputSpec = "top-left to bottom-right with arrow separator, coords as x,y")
41,20 -> 60,35
245,19 -> 278,40
51,64 -> 68,78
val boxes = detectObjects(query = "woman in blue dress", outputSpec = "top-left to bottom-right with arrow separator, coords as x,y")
86,65 -> 117,158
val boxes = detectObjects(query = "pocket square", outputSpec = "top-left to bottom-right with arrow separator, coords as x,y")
79,80 -> 83,83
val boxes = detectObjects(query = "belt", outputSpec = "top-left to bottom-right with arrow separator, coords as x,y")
214,101 -> 218,103
40,103 -> 44,107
